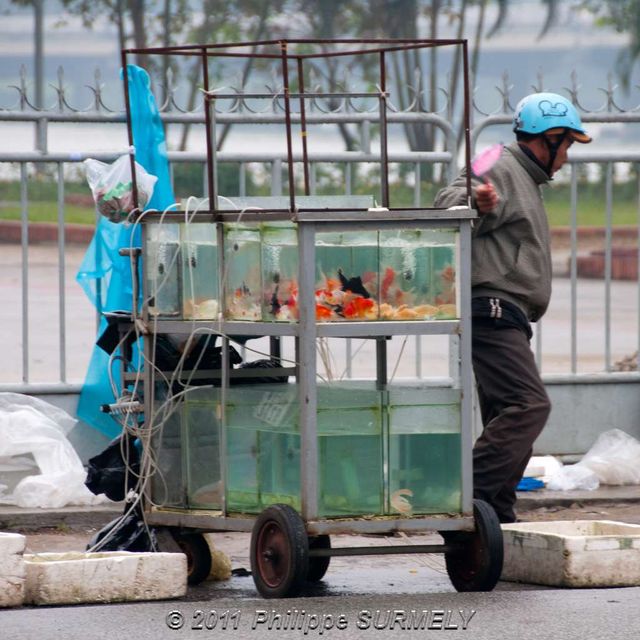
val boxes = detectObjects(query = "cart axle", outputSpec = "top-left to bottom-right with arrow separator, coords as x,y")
309,543 -> 459,557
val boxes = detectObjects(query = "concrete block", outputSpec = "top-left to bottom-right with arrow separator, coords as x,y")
24,551 -> 187,605
502,520 -> 640,587
0,532 -> 26,608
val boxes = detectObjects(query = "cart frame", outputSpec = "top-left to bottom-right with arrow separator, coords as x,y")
117,38 -> 502,593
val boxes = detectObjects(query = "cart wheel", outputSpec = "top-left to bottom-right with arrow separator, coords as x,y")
250,504 -> 309,598
444,499 -> 503,592
307,535 -> 331,582
174,532 -> 212,586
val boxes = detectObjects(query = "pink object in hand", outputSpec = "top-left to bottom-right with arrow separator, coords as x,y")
471,143 -> 504,178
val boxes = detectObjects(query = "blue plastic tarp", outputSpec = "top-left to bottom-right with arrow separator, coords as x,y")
76,65 -> 176,438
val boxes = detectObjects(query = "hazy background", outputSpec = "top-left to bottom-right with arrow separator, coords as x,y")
1,0 -> 639,156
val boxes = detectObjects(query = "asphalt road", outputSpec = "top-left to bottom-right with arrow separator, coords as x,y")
5,502 -> 640,640
4,585 -> 639,640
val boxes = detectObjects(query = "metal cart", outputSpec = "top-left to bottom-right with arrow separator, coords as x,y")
115,39 -> 503,596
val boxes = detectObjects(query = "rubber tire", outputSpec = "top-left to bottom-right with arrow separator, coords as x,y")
250,504 -> 309,598
174,532 -> 212,586
307,535 -> 331,582
444,499 -> 504,592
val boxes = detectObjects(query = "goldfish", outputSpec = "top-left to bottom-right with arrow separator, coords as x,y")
414,304 -> 439,318
315,304 -> 333,320
381,266 -> 395,300
234,281 -> 251,298
436,265 -> 456,304
440,265 -> 456,283
390,488 -> 413,516
343,296 -> 375,319
437,303 -> 457,318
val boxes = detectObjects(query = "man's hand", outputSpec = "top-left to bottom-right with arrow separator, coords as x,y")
474,181 -> 499,215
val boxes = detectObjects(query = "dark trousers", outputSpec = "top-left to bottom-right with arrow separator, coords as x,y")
471,318 -> 551,523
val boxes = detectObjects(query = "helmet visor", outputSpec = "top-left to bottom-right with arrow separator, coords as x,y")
545,126 -> 592,144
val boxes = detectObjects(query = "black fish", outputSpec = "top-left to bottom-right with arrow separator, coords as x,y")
338,268 -> 370,299
270,285 -> 281,316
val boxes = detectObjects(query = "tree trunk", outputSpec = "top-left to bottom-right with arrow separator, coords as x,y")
128,0 -> 150,70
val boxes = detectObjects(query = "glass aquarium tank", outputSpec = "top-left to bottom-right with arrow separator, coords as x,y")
224,224 -> 262,320
317,383 -> 384,516
387,386 -> 462,515
379,229 -> 459,320
149,401 -> 185,508
145,223 -> 181,317
261,222 -> 298,322
314,231 -> 379,321
429,229 -> 459,319
224,383 -> 300,513
222,381 -> 385,517
183,388 -> 222,509
167,380 -> 463,518
180,222 -> 219,320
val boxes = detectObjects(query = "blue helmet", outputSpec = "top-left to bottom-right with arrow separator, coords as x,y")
513,92 -> 591,143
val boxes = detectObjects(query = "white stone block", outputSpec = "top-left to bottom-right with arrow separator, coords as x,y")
502,520 -> 640,587
24,551 -> 187,605
0,532 -> 26,608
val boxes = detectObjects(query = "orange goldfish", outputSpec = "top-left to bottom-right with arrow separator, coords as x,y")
381,267 -> 395,300
343,296 -> 375,318
440,265 -> 456,283
315,304 -> 333,319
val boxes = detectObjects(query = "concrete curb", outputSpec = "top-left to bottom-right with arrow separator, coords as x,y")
0,504 -> 123,532
517,485 -> 640,511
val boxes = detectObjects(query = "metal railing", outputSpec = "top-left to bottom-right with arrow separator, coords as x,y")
1,66 -> 639,391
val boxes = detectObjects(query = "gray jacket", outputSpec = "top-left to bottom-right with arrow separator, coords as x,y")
434,142 -> 551,321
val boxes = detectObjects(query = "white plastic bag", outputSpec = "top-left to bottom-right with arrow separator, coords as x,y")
0,393 -> 107,508
579,428 -> 640,485
546,463 -> 600,491
524,455 -> 562,479
84,155 -> 157,222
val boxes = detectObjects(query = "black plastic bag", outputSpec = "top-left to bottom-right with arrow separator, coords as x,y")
85,433 -> 140,502
231,359 -> 289,385
87,502 -> 156,552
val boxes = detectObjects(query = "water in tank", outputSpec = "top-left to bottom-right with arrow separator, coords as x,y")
180,222 -> 219,320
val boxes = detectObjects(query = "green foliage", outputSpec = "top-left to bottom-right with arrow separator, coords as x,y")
0,178 -> 89,201
0,201 -> 96,225
577,0 -> 640,88
172,162 -> 256,199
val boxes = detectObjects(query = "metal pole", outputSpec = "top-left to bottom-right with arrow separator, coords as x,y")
120,52 -> 139,211
202,49 -> 217,208
298,222 -> 318,520
280,41 -> 296,211
20,164 -> 29,383
604,162 -> 613,370
459,220 -> 473,515
378,51 -> 390,207
461,40 -> 472,203
637,168 -> 640,371
570,165 -> 578,373
297,57 -> 310,196
57,163 -> 67,383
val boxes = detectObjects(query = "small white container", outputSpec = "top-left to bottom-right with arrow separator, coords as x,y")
502,520 -> 640,587
24,550 -> 187,605
0,532 -> 26,608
